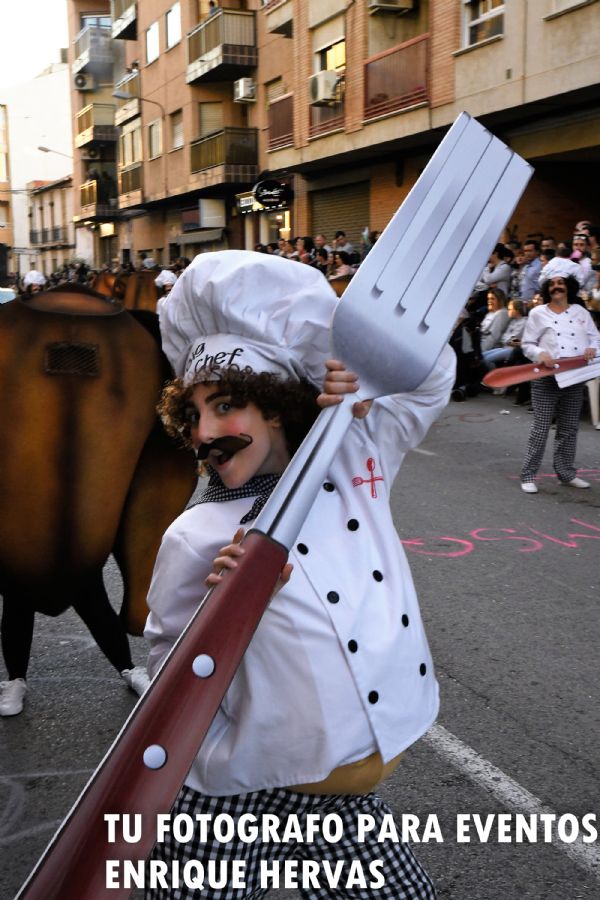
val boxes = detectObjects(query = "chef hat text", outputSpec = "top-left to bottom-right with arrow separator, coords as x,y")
158,250 -> 337,387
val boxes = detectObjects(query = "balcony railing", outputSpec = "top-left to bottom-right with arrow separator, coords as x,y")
29,226 -> 69,245
119,163 -> 143,194
75,103 -> 118,147
364,35 -> 429,121
190,127 -> 258,173
309,100 -> 344,139
186,10 -> 257,83
73,24 -> 113,74
268,94 -> 293,150
114,72 -> 141,125
80,180 -> 120,219
111,0 -> 137,40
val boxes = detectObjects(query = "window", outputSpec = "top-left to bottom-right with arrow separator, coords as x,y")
120,119 -> 143,167
318,39 -> 346,73
146,21 -> 160,64
166,3 -> 182,48
198,102 -> 223,138
462,1 -> 504,47
80,14 -> 111,28
170,110 -> 184,150
148,120 -> 162,158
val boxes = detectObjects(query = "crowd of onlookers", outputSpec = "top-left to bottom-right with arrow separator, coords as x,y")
252,229 -> 380,288
450,220 -> 600,403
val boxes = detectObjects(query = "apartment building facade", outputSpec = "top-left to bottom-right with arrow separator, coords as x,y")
28,177 -> 76,274
66,0 -> 600,267
0,104 -> 12,283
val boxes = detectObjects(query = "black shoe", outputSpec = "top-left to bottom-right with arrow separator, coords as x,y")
452,388 -> 467,402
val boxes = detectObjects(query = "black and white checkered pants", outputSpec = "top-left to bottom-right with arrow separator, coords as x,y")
521,377 -> 584,483
145,785 -> 436,900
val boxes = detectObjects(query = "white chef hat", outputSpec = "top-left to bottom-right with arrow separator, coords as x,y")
142,257 -> 156,269
538,260 -> 580,286
155,269 -> 178,288
159,250 -> 337,388
23,270 -> 46,287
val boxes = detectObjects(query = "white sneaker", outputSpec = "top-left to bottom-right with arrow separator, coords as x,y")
121,666 -> 150,697
521,482 -> 538,494
564,477 -> 591,489
0,678 -> 27,716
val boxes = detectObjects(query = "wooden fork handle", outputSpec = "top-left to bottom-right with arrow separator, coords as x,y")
482,356 -> 589,389
17,530 -> 288,900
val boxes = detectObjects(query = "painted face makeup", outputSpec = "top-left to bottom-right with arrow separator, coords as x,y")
188,383 -> 291,489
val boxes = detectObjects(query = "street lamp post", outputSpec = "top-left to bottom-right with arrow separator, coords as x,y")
37,146 -> 74,160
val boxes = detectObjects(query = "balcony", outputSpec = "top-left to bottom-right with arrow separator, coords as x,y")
30,227 -> 69,245
263,0 -> 292,38
111,0 -> 137,40
75,103 -> 118,147
79,180 -> 120,220
309,99 -> 344,139
118,162 -> 143,209
72,24 -> 113,74
364,35 -> 429,121
114,72 -> 141,126
186,10 -> 257,84
268,94 -> 293,150
190,127 -> 258,190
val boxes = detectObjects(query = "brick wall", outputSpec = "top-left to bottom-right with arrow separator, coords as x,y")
429,0 -> 458,108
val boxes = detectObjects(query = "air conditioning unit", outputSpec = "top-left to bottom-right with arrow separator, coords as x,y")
308,70 -> 339,106
73,72 -> 95,91
368,0 -> 414,13
81,146 -> 101,161
233,78 -> 256,103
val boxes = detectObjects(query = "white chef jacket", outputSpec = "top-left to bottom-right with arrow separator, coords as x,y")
521,303 -> 600,364
144,345 -> 456,796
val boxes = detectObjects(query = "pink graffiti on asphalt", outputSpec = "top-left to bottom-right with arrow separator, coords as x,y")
401,518 -> 600,558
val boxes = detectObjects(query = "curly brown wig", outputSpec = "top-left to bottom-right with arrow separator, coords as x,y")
158,367 -> 320,457
540,274 -> 582,305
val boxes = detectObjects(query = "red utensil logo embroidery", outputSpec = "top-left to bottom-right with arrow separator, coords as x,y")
352,457 -> 384,498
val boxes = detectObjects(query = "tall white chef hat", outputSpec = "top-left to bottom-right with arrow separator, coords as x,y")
159,250 -> 337,388
155,269 -> 178,288
538,259 -> 581,287
23,270 -> 46,287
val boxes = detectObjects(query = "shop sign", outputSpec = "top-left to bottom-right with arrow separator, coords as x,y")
253,180 -> 292,209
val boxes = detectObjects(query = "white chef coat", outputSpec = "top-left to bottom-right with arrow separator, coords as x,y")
144,344 -> 456,796
521,303 -> 600,364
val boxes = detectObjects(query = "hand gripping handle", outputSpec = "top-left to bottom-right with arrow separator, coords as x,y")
17,530 -> 288,900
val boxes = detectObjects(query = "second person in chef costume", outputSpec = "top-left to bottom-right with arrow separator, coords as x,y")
144,250 -> 455,899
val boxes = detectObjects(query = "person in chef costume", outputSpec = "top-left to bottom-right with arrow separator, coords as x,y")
144,250 -> 455,899
22,270 -> 47,294
154,268 -> 178,297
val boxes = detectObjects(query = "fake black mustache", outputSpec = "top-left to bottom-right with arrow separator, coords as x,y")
195,434 -> 253,462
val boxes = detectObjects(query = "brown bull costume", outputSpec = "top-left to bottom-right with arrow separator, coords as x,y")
93,269 -> 160,312
0,286 -> 196,716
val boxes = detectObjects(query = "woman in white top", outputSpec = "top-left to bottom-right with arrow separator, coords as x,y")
519,272 -> 599,494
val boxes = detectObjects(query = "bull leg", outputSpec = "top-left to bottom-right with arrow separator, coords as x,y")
0,594 -> 34,715
1,594 -> 35,679
113,425 -> 196,636
71,573 -> 133,674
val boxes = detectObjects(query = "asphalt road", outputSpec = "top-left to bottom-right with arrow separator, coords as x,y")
1,391 -> 599,900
